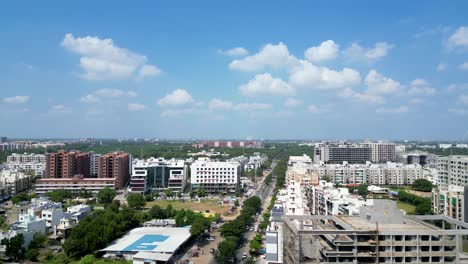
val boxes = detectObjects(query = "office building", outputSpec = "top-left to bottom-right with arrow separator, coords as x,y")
98,151 -> 130,189
46,150 -> 90,178
282,200 -> 468,264
437,155 -> 468,187
190,157 -> 240,194
130,158 -> 187,194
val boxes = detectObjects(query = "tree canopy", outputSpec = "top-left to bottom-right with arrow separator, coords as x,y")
411,178 -> 433,192
97,187 -> 116,204
126,193 -> 146,209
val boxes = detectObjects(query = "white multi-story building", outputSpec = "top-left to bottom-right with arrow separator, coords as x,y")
438,155 -> 468,187
304,161 -> 427,186
306,180 -> 373,216
19,197 -> 63,233
129,158 -> 187,194
89,152 -> 101,177
190,157 -> 240,194
244,153 -> 268,171
314,141 -> 396,164
432,185 -> 467,222
288,154 -> 312,166
5,153 -> 46,176
0,169 -> 33,196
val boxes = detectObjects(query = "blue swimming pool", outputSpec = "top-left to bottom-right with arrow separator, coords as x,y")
123,235 -> 169,251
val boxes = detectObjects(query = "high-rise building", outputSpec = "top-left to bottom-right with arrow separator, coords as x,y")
432,185 -> 468,222
45,150 -> 90,178
190,157 -> 240,194
89,152 -> 101,177
1,137 -> 7,143
98,151 -> 130,189
437,155 -> 468,187
314,141 -> 396,164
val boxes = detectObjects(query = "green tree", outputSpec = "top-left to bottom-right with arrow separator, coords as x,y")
1,233 -> 25,261
215,238 -> 237,264
11,192 -> 30,204
197,188 -> 206,197
144,194 -> 154,202
79,254 -> 95,264
411,178 -> 433,192
148,205 -> 166,219
177,191 -> 182,198
234,200 -> 240,207
189,190 -> 195,199
25,248 -> 39,261
321,175 -> 332,182
357,184 -> 368,196
126,193 -> 146,209
97,187 -> 116,204
165,188 -> 173,197
250,234 -> 262,254
190,216 -> 210,237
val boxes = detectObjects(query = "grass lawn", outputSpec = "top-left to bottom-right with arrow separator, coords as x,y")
144,199 -> 238,219
397,201 -> 416,214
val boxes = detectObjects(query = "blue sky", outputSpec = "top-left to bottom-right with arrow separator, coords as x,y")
1,1 -> 468,140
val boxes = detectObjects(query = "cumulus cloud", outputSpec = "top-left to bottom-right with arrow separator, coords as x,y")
460,94 -> 468,105
459,62 -> 468,70
229,42 -> 296,71
61,33 -> 160,80
219,47 -> 249,57
304,40 -> 339,63
80,94 -> 100,103
408,79 -> 436,96
344,42 -> 394,62
288,60 -> 361,90
239,73 -> 295,97
50,104 -> 71,113
338,88 -> 385,104
158,89 -> 193,107
447,26 -> 468,50
208,98 -> 234,110
436,63 -> 447,72
307,104 -> 331,113
376,106 -> 409,114
128,103 -> 148,111
284,98 -> 302,108
233,103 -> 272,111
3,96 -> 30,104
365,70 -> 402,95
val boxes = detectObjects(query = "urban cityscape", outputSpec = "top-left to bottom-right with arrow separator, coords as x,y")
1,1 -> 468,264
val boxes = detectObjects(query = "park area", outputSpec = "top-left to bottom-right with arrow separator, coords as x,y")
144,199 -> 239,220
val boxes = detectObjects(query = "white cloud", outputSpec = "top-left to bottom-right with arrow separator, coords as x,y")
376,106 -> 409,114
158,89 -> 193,107
3,96 -> 30,104
408,78 -> 436,96
364,70 -> 402,95
307,104 -> 319,113
208,98 -> 234,110
284,98 -> 302,108
229,42 -> 296,72
339,88 -> 385,104
128,103 -> 148,111
447,83 -> 468,93
460,94 -> 468,105
95,88 -> 125,97
448,108 -> 468,115
436,63 -> 447,72
127,91 -> 138,97
240,73 -> 295,97
219,47 -> 249,57
447,26 -> 468,49
80,94 -> 100,103
344,42 -> 394,62
307,104 -> 331,113
289,60 -> 361,90
409,98 -> 424,104
233,103 -> 272,111
459,62 -> 468,70
137,64 -> 161,79
304,40 -> 339,63
50,104 -> 71,113
160,108 -> 208,117
61,33 -> 160,80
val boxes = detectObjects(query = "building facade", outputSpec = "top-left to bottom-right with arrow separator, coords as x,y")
190,157 -> 240,194
432,185 -> 468,222
437,155 -> 468,187
97,151 -> 130,189
314,141 -> 396,164
6,153 -> 46,176
46,150 -> 90,178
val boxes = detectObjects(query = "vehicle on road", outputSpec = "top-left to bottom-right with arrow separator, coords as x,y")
242,253 -> 248,260
206,236 -> 215,241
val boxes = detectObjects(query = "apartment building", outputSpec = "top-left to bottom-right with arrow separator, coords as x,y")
46,150 -> 90,178
282,200 -> 468,264
288,154 -> 313,166
437,155 -> 468,187
0,169 -> 33,196
306,180 -> 372,216
190,157 -> 240,194
286,163 -> 319,187
6,153 -> 46,176
130,158 -> 187,194
89,152 -> 101,177
314,141 -> 396,164
306,161 -> 426,186
432,185 -> 468,222
97,151 -> 130,189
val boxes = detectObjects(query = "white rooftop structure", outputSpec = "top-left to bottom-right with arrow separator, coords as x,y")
102,227 -> 191,262
288,154 -> 312,166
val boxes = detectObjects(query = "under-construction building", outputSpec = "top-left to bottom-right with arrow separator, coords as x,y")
281,200 -> 468,263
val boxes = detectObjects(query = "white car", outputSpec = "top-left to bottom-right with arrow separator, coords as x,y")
206,237 -> 215,241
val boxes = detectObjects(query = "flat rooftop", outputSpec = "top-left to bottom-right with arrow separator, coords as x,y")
338,216 -> 436,231
102,227 -> 191,254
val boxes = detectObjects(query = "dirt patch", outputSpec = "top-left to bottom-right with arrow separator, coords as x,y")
145,199 -> 239,220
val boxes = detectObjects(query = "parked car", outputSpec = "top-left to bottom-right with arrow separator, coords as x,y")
206,236 -> 215,241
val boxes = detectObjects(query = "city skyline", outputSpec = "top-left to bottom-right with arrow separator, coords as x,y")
1,1 -> 468,140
